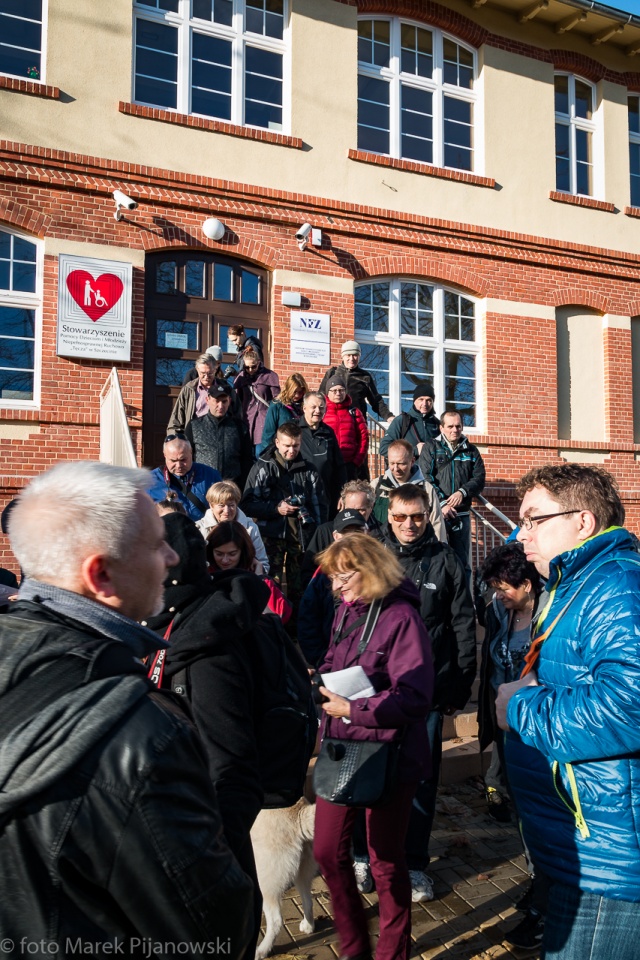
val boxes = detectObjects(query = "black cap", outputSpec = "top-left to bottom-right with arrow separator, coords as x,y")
333,509 -> 367,534
413,382 -> 435,402
326,374 -> 347,391
208,380 -> 232,398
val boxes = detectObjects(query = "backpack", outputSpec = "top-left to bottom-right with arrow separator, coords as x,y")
171,613 -> 317,809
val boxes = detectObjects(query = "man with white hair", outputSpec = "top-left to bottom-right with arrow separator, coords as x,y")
168,353 -> 220,434
148,435 -> 221,521
0,462 -> 253,955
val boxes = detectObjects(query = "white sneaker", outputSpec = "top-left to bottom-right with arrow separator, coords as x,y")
353,860 -> 374,894
409,870 -> 434,902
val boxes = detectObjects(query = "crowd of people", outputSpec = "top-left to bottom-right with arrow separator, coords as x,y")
0,327 -> 639,960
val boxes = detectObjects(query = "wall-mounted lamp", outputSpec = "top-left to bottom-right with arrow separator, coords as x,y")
202,217 -> 226,241
282,291 -> 302,307
113,189 -> 138,221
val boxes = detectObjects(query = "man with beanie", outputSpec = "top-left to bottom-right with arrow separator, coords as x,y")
380,382 -> 440,460
319,340 -> 395,424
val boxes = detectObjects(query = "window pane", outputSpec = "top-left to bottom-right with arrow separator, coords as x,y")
401,85 -> 432,163
12,261 -> 36,293
246,0 -> 284,40
185,260 -> 205,297
444,292 -> 475,341
157,320 -> 199,350
631,144 -> 640,207
214,263 -> 233,300
192,32 -> 232,119
555,122 -> 570,191
13,236 -> 37,262
221,324 -> 259,353
445,351 -> 475,426
156,260 -> 177,294
0,368 -> 33,401
0,40 -> 40,81
358,75 -> 390,155
241,270 -> 260,304
444,96 -> 472,170
400,282 -> 433,336
400,24 -> 432,79
192,0 -> 232,25
629,96 -> 640,136
245,46 -> 282,129
355,283 -> 390,332
135,19 -> 178,108
0,337 -> 34,369
575,80 -> 593,120
555,75 -> 569,115
1,0 -> 42,18
156,358 -> 196,386
0,306 -> 35,338
360,342 -> 390,407
443,38 -> 473,89
576,128 -> 592,195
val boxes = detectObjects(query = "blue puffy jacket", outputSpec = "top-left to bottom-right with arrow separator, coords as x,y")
505,527 -> 640,901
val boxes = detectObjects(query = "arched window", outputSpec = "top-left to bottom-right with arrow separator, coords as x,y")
555,74 -> 597,197
0,227 -> 40,405
355,279 -> 480,427
357,17 -> 477,171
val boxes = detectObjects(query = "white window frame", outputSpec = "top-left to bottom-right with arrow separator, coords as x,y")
554,72 -> 601,199
132,0 -> 290,133
0,226 -> 43,411
354,278 -> 482,433
357,16 -> 478,172
0,0 -> 48,84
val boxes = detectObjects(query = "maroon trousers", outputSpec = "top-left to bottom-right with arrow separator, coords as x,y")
314,782 -> 416,960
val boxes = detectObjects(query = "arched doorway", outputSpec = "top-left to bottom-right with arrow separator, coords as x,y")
142,251 -> 269,467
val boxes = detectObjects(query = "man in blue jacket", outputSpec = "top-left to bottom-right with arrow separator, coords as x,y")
148,436 -> 221,521
496,463 -> 640,960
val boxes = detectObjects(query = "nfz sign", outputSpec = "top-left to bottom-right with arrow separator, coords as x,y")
290,312 -> 330,365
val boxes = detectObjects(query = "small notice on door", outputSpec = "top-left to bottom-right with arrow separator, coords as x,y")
165,333 -> 189,349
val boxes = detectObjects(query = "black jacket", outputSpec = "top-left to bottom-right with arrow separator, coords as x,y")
186,410 -> 253,487
319,363 -> 392,420
297,418 -> 346,521
379,406 -> 440,458
0,600 -> 252,956
241,448 -> 323,545
418,434 -> 486,514
382,528 -> 477,710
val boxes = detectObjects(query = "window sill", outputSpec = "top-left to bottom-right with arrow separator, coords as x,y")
119,102 -> 303,149
624,206 -> 640,218
347,149 -> 496,189
549,191 -> 615,213
0,76 -> 60,99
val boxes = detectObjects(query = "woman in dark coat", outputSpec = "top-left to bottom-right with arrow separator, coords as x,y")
313,534 -> 433,960
297,391 -> 346,521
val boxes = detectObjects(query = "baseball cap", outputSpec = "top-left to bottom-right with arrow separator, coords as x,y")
333,509 -> 367,534
208,381 -> 232,398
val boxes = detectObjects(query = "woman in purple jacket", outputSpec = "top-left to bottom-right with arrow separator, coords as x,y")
314,534 -> 433,960
233,349 -> 280,452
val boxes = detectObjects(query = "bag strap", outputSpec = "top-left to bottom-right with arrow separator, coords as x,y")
249,385 -> 271,409
356,599 -> 383,656
0,653 -> 89,738
147,619 -> 174,688
170,474 -> 208,515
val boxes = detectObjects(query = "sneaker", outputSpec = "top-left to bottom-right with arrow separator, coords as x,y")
409,870 -> 434,902
485,786 -> 511,823
353,860 -> 374,894
504,909 -> 544,951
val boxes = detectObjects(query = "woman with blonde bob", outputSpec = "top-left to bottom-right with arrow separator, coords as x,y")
313,533 -> 433,960
258,372 -> 308,453
197,480 -> 269,574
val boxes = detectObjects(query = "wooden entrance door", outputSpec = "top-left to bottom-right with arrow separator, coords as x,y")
142,251 -> 269,467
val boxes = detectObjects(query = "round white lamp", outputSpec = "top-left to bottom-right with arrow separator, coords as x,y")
202,217 -> 226,241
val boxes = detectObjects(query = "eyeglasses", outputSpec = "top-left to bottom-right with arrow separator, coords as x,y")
164,433 -> 186,443
330,571 -> 357,585
517,510 -> 579,531
390,512 -> 426,523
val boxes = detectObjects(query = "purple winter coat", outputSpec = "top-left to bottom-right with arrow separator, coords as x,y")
318,579 -> 434,783
234,365 -> 280,446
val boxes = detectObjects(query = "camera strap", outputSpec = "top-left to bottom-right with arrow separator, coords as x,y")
332,599 -> 382,657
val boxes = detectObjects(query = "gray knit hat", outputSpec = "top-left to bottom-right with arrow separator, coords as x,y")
341,340 -> 361,356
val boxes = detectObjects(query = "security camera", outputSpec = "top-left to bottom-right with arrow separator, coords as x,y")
295,223 -> 312,241
113,189 -> 138,220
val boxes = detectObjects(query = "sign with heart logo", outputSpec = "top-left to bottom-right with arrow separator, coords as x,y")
57,255 -> 132,362
66,270 -> 124,322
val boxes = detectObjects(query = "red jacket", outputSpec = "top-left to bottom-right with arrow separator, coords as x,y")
323,395 -> 368,467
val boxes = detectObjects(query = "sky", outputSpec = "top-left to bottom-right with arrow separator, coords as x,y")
606,0 -> 640,16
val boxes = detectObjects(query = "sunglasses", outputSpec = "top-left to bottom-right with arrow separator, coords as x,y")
164,433 -> 186,443
390,512 -> 426,523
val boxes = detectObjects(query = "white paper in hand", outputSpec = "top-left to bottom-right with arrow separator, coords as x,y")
321,666 -> 376,724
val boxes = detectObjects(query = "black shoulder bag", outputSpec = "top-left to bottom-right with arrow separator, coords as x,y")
313,599 -> 401,807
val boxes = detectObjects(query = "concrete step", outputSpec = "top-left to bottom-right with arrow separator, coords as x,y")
441,736 -> 491,785
442,702 -> 479,739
